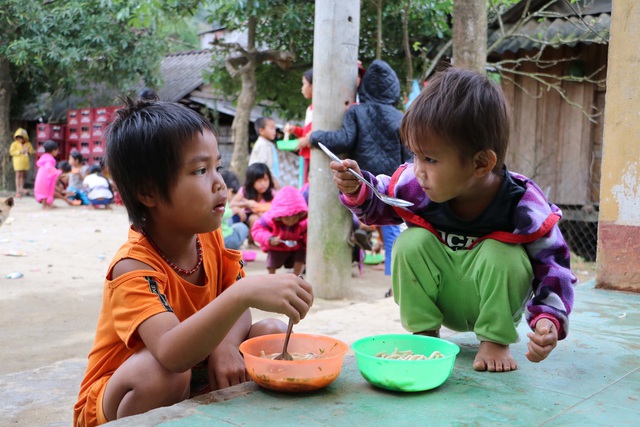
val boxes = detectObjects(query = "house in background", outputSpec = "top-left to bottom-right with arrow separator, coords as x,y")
13,48 -> 289,171
488,0 -> 610,260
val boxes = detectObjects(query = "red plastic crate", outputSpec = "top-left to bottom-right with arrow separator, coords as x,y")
90,155 -> 104,166
67,109 -> 79,125
79,141 -> 91,155
79,108 -> 93,124
91,139 -> 105,155
36,139 -> 46,154
91,122 -> 105,138
66,127 -> 79,141
93,107 -> 114,123
66,140 -> 79,154
80,125 -> 91,140
36,124 -> 65,141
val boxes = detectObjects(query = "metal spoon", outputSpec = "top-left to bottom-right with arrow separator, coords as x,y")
317,143 -> 414,208
274,317 -> 294,361
281,240 -> 297,248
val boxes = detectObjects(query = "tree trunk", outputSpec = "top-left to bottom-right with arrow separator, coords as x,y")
452,0 -> 487,73
229,16 -> 258,182
0,57 -> 14,191
376,0 -> 383,59
402,0 -> 413,94
230,69 -> 256,181
309,0 -> 360,299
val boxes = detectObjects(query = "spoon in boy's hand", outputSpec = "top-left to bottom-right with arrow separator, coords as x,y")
318,143 -> 414,208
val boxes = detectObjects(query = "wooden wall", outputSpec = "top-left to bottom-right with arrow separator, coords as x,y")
500,43 -> 608,206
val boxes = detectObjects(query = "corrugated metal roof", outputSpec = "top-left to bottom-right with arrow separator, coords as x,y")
157,50 -> 214,102
489,0 -> 610,54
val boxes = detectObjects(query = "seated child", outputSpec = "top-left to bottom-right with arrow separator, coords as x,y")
229,162 -> 276,243
83,164 -> 114,209
55,161 -> 82,206
73,98 -> 313,427
67,150 -> 90,205
220,169 -> 249,250
329,67 -> 576,373
34,140 -> 61,209
251,186 -> 307,275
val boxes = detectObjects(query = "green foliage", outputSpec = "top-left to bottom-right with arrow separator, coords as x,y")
202,0 -> 314,121
0,0 -> 200,114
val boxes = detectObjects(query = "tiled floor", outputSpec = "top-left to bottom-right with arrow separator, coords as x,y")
108,279 -> 640,426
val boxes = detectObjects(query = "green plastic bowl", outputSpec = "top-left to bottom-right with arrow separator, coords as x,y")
351,334 -> 459,392
276,139 -> 299,151
364,252 -> 384,265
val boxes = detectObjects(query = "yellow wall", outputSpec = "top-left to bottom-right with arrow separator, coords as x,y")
597,0 -> 640,291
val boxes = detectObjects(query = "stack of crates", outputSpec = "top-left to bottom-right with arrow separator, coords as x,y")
66,106 -> 119,166
35,123 -> 66,164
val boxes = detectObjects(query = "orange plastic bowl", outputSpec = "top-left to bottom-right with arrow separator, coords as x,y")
239,333 -> 349,392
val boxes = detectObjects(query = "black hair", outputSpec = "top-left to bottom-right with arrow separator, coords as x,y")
105,98 -> 217,229
87,164 -> 102,175
138,88 -> 159,101
57,160 -> 72,173
303,69 -> 313,85
43,140 -> 58,154
243,162 -> 274,202
220,169 -> 240,193
69,149 -> 83,163
254,117 -> 273,134
401,67 -> 510,172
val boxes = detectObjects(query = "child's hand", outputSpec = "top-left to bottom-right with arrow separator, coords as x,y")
269,236 -> 282,246
241,274 -> 313,322
329,158 -> 363,195
297,135 -> 311,149
525,319 -> 558,363
208,341 -> 248,390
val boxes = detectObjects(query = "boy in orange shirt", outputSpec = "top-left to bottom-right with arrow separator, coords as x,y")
74,99 -> 314,427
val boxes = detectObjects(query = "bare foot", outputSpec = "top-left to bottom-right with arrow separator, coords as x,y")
473,341 -> 517,372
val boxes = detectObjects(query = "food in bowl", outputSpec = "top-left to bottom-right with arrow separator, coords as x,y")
375,348 -> 444,360
351,334 -> 460,392
240,333 -> 349,392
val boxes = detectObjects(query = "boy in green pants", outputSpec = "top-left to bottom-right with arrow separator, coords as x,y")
329,67 -> 575,372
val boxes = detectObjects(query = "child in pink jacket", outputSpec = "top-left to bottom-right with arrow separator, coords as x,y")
34,140 -> 61,209
251,186 -> 308,275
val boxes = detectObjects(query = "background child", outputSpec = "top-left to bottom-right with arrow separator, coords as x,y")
329,67 -> 575,373
248,117 -> 279,186
251,186 -> 307,275
248,117 -> 298,188
33,140 -> 61,209
55,160 -> 81,206
229,162 -> 276,243
220,169 -> 249,250
9,128 -> 34,198
67,150 -> 90,205
83,164 -> 114,209
283,68 -> 313,184
307,60 -> 409,279
74,99 -> 313,427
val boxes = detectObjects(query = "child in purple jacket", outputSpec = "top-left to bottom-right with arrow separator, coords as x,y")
251,186 -> 308,275
329,67 -> 576,372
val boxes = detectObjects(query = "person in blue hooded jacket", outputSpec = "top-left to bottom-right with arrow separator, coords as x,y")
304,59 -> 410,278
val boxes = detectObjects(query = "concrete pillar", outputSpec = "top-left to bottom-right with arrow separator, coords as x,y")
596,0 -> 640,291
307,0 -> 360,299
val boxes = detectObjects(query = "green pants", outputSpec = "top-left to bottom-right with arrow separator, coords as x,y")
392,227 -> 533,344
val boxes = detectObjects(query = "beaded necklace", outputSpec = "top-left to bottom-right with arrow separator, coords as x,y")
140,229 -> 203,275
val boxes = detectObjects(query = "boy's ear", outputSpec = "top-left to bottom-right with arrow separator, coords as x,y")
472,150 -> 497,176
137,188 -> 157,208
